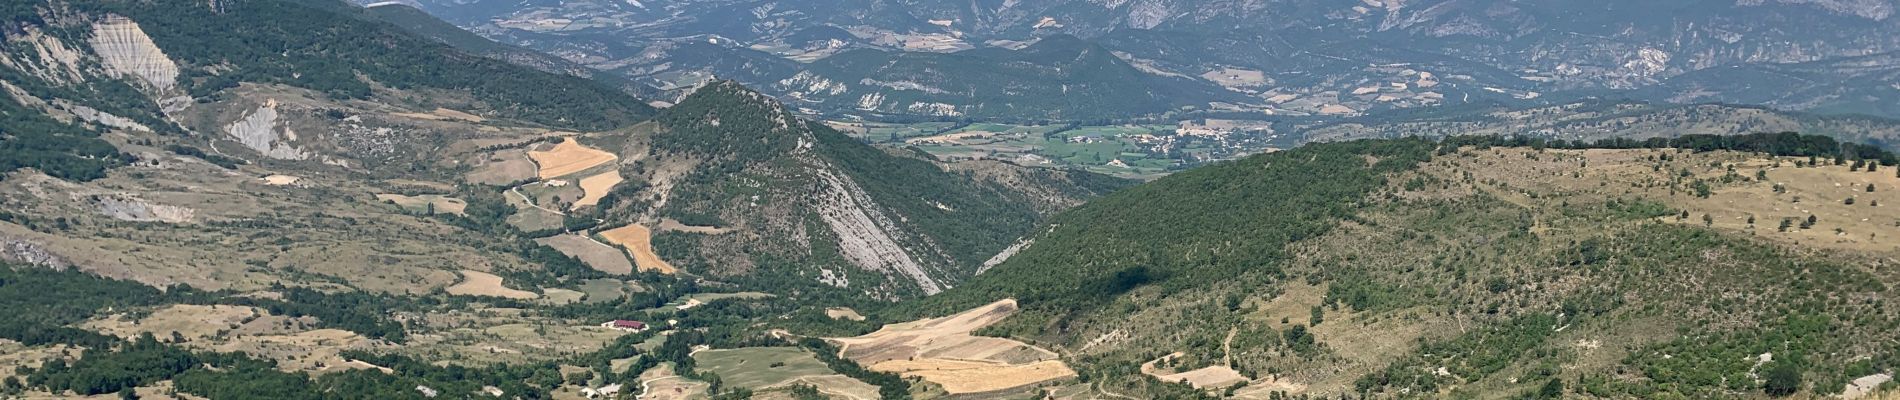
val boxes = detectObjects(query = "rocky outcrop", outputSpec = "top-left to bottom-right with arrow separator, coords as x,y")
811,163 -> 943,294
60,100 -> 153,132
223,101 -> 310,160
977,237 -> 1033,276
91,194 -> 195,223
1,27 -> 89,85
0,236 -> 72,270
88,16 -> 179,92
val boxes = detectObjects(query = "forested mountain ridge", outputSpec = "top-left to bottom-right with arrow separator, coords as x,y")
588,81 -> 1131,299
358,3 -> 662,99
379,0 -> 1900,120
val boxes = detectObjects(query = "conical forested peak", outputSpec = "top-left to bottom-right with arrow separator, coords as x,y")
652,80 -> 811,162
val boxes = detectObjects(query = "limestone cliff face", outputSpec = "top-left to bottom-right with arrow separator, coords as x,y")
810,161 -> 945,294
88,16 -> 179,92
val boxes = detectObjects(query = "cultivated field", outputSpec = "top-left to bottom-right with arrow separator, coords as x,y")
574,170 -> 623,208
527,138 -> 617,179
831,299 -> 1076,394
445,270 -> 538,299
375,193 -> 468,215
535,234 -> 634,275
691,347 -> 865,390
465,150 -> 538,185
597,225 -> 678,274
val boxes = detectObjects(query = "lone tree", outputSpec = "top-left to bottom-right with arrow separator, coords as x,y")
1762,362 -> 1802,396
1538,377 -> 1565,399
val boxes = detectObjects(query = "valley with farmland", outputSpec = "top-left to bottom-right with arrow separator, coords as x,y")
4,0 -> 1900,399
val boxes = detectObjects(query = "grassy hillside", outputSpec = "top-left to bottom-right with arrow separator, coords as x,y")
909,138 -> 1437,324
905,134 -> 1900,398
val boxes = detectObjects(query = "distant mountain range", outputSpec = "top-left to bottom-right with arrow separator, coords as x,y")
368,0 -> 1900,121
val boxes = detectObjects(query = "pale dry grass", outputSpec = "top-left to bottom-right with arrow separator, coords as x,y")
792,375 -> 881,400
446,270 -> 538,299
658,218 -> 732,234
1141,353 -> 1248,389
390,107 -> 486,123
536,234 -> 634,275
528,138 -> 617,179
466,150 -> 538,185
574,170 -> 622,208
1663,159 -> 1900,252
81,305 -> 383,373
1438,148 -> 1899,253
260,174 -> 300,185
0,340 -> 70,381
375,193 -> 467,215
597,225 -> 678,274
